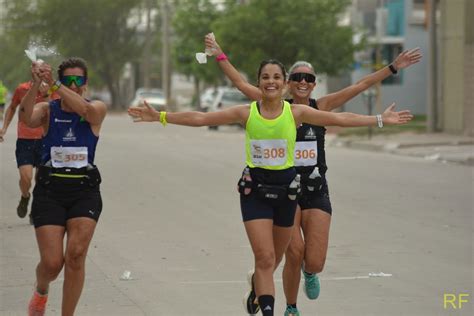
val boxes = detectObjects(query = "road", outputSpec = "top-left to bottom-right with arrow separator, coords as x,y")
1,114 -> 472,315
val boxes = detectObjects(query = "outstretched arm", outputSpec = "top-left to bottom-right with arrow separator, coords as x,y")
0,98 -> 20,141
128,101 -> 249,127
205,34 -> 262,101
317,48 -> 422,112
293,103 -> 413,127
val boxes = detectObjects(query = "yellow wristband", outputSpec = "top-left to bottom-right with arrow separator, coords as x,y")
159,111 -> 167,126
47,80 -> 62,95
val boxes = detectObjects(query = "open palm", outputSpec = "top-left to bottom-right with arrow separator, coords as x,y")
128,100 -> 158,122
393,47 -> 422,70
382,103 -> 413,125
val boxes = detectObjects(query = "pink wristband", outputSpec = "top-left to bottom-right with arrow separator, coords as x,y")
216,53 -> 228,62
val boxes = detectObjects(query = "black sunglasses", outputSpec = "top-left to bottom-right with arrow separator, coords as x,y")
289,72 -> 316,83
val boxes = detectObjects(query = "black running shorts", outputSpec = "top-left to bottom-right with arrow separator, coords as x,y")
240,167 -> 298,227
31,178 -> 102,228
15,139 -> 42,168
298,178 -> 332,215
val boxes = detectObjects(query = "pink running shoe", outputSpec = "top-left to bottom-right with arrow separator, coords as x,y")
28,291 -> 48,316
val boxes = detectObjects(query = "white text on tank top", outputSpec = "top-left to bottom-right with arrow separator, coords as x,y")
51,146 -> 88,168
294,141 -> 317,166
250,139 -> 288,166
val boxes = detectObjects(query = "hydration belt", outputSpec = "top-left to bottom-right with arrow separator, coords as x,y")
238,174 -> 301,201
37,162 -> 101,187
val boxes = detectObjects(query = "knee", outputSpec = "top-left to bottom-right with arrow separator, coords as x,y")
40,258 -> 64,280
254,250 -> 275,271
65,246 -> 88,271
285,243 -> 305,267
304,257 -> 326,274
20,172 -> 33,184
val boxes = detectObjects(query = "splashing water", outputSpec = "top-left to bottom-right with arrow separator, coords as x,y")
25,40 -> 61,63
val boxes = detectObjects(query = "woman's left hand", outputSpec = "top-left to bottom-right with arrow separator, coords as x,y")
381,103 -> 414,125
128,100 -> 159,122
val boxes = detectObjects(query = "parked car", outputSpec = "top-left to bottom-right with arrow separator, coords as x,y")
130,88 -> 166,111
209,87 -> 250,111
207,87 -> 251,130
200,87 -> 221,111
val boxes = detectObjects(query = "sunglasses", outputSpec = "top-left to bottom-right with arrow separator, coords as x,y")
289,72 -> 316,83
60,75 -> 87,87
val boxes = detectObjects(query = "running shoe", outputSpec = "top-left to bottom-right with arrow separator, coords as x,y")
28,291 -> 48,316
284,305 -> 301,316
302,267 -> 320,300
17,194 -> 30,218
243,270 -> 260,315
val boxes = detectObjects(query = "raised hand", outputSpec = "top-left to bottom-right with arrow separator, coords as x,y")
381,103 -> 413,125
128,100 -> 159,122
392,47 -> 422,70
204,33 -> 223,56
31,62 -> 42,84
37,63 -> 54,85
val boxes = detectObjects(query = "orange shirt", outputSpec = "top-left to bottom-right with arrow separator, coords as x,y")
12,82 -> 59,139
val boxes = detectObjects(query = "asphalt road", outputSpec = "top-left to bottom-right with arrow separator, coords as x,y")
1,114 -> 472,315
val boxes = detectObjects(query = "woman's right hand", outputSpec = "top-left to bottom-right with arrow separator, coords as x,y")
205,33 -> 223,56
31,62 -> 42,84
128,100 -> 160,122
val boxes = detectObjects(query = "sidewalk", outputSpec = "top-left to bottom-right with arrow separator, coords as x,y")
330,131 -> 474,166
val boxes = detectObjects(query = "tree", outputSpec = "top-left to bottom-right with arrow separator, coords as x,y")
1,0 -> 147,108
212,0 -> 358,83
0,0 -> 41,89
37,0 -> 147,108
172,0 -> 223,108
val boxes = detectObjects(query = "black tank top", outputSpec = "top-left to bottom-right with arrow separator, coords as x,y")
287,98 -> 328,176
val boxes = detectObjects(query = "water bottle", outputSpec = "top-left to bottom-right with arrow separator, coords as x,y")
288,174 -> 301,200
205,32 -> 217,56
307,167 -> 321,192
237,167 -> 252,195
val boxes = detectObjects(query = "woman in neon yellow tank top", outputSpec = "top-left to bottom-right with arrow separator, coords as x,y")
129,60 -> 413,316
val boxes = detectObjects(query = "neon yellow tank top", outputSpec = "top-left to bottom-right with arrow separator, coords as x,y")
245,101 -> 296,170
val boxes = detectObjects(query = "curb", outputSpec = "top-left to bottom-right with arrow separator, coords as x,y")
331,138 -> 474,166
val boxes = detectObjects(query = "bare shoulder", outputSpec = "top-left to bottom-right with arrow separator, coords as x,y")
90,99 -> 107,112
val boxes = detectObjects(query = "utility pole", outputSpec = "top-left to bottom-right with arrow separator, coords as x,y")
161,0 -> 174,111
142,0 -> 153,89
427,0 -> 438,132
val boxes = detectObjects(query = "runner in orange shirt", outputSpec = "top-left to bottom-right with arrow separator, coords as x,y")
0,81 -> 57,223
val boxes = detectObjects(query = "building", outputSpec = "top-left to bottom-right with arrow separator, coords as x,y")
346,0 -> 429,115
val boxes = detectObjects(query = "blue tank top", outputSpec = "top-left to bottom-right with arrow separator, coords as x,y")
41,99 -> 99,166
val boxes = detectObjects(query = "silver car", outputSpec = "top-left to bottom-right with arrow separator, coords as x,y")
130,88 -> 166,111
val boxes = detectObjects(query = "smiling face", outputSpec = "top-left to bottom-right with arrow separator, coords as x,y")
258,63 -> 286,100
287,65 -> 316,100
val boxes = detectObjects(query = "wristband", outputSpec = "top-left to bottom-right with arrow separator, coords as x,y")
48,80 -> 62,95
159,111 -> 167,126
216,53 -> 228,62
388,64 -> 398,75
376,114 -> 383,128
